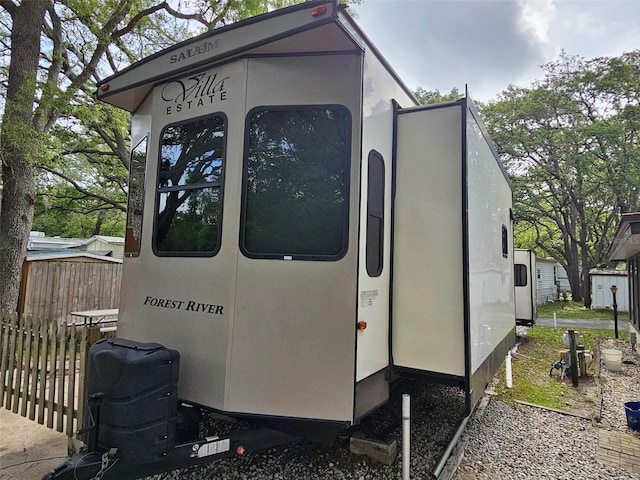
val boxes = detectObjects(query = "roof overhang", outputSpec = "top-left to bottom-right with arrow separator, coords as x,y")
25,252 -> 123,263
608,212 -> 640,262
96,1 -> 363,112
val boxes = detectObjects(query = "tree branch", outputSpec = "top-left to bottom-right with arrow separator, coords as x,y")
0,0 -> 17,17
38,164 -> 126,212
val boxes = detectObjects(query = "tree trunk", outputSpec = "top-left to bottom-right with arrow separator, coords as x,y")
581,265 -> 592,309
566,261 -> 582,302
563,240 -> 582,302
93,211 -> 105,236
580,212 -> 592,309
0,0 -> 49,312
0,159 -> 35,311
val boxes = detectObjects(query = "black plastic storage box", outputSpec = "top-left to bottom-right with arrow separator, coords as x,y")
86,338 -> 180,463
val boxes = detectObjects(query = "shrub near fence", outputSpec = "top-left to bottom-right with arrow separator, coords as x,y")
0,311 -> 89,438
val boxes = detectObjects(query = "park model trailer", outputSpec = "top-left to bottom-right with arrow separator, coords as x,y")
46,2 -> 515,479
514,248 -> 537,325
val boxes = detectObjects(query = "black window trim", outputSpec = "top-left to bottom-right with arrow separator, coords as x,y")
239,104 -> 352,261
366,149 -> 385,277
502,224 -> 509,258
514,263 -> 528,287
152,111 -> 228,258
124,136 -> 149,258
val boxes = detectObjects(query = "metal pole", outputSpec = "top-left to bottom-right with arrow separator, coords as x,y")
569,329 -> 579,387
402,394 -> 410,480
613,290 -> 619,339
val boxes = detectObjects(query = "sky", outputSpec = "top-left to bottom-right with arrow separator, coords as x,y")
353,0 -> 640,102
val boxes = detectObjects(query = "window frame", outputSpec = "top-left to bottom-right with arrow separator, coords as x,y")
152,112 -> 227,257
240,104 -> 352,261
366,150 -> 385,277
514,264 -> 528,287
124,136 -> 148,258
502,224 -> 509,258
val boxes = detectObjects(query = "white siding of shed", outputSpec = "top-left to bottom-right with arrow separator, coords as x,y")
590,273 -> 629,312
536,259 -> 558,304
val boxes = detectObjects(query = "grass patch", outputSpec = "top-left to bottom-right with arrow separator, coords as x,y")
537,300 -> 628,321
494,326 -> 628,413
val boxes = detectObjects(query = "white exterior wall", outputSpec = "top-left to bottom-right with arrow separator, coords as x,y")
591,273 -> 629,312
466,109 -> 514,373
85,238 -> 125,259
392,102 -> 514,378
536,259 -> 558,304
355,46 -> 416,382
393,105 -> 464,376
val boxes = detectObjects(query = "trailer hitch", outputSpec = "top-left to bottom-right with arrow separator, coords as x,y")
41,427 -> 296,480
76,392 -> 104,451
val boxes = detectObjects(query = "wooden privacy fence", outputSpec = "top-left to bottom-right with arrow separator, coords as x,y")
0,311 -> 91,438
20,259 -> 122,325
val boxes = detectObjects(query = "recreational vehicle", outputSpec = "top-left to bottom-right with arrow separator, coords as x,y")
514,249 -> 536,325
46,2 -> 515,478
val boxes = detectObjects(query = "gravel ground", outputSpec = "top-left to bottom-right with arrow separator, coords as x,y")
147,380 -> 466,480
145,332 -> 640,480
454,336 -> 640,480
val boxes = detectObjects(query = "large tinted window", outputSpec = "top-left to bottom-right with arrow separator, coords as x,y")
242,106 -> 351,259
154,114 -> 225,255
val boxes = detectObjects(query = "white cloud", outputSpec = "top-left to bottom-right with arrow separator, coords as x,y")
517,0 -> 557,45
355,0 -> 640,101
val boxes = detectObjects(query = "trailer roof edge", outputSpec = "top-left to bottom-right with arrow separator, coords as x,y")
96,0 -> 350,111
608,212 -> 640,261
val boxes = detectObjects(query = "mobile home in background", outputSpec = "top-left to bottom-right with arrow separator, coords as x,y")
47,2 -> 515,478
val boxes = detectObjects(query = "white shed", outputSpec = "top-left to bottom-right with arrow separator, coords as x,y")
82,235 -> 125,259
536,257 -> 559,304
590,269 -> 629,312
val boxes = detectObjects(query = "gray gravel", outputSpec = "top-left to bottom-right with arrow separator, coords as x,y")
147,380 -> 466,480
147,332 -> 640,480
454,335 -> 640,480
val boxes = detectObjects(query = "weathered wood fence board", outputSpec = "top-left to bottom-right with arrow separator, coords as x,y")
21,261 -> 121,324
0,311 -> 94,438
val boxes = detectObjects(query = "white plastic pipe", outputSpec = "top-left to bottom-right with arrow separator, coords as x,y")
402,393 -> 410,480
505,350 -> 513,389
553,312 -> 557,328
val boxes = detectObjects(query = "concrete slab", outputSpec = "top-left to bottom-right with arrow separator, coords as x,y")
0,407 -> 68,480
350,434 -> 397,465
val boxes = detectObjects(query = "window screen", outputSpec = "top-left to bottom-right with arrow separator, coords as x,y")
366,151 -> 384,276
242,106 -> 350,259
154,114 -> 225,255
514,264 -> 528,287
